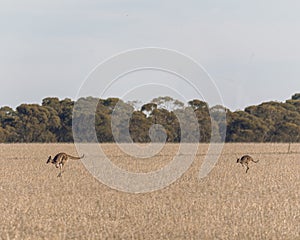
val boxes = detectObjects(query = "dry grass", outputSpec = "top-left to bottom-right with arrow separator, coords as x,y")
0,143 -> 299,239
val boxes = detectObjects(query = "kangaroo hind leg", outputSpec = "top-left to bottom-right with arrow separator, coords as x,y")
57,164 -> 63,177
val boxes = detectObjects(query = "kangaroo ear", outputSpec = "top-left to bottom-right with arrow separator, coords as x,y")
236,158 -> 239,163
47,156 -> 51,163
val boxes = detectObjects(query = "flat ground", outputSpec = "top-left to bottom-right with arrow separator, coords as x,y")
0,143 -> 299,239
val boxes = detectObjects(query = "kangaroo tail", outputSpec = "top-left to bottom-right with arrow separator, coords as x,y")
67,154 -> 84,160
252,159 -> 259,163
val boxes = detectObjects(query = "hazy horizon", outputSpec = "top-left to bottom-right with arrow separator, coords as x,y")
0,92 -> 298,112
1,1 -> 299,111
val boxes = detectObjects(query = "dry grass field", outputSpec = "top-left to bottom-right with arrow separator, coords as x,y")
0,143 -> 299,239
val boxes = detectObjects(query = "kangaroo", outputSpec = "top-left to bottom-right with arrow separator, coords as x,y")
47,152 -> 84,177
236,155 -> 259,173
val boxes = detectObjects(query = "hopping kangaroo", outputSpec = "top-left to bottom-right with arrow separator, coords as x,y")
236,155 -> 259,173
47,152 -> 84,177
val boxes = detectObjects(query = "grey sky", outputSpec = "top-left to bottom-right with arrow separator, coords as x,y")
0,0 -> 299,110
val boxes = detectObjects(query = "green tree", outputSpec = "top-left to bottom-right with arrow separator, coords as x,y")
151,96 -> 184,111
129,111 -> 151,142
291,93 -> 300,100
188,100 -> 211,142
42,97 -> 73,142
0,106 -> 19,142
226,111 -> 268,142
15,104 -> 59,142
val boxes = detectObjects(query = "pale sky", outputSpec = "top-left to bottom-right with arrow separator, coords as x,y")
0,0 -> 300,110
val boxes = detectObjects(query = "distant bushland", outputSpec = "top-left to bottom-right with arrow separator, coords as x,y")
0,94 -> 299,143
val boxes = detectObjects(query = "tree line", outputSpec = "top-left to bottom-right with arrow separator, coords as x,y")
0,94 -> 299,143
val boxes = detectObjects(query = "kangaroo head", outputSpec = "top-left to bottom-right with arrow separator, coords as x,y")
46,156 -> 52,164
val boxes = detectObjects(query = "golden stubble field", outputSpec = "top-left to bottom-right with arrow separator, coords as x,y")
0,143 -> 299,239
